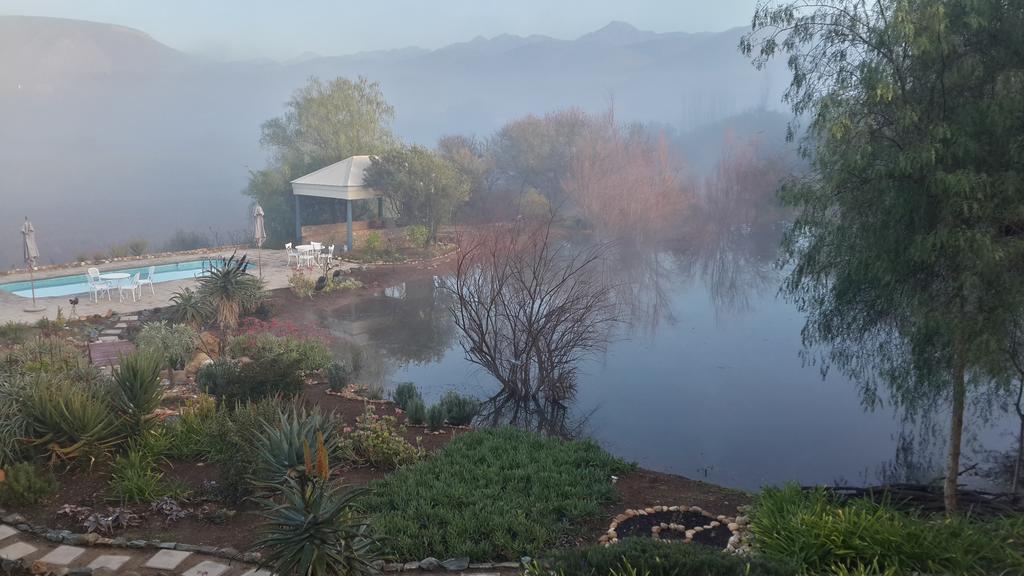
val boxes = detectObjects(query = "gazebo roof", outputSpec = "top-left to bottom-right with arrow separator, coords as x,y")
291,155 -> 382,200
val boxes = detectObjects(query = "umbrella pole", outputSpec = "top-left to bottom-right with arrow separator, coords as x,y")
23,265 -> 45,313
258,245 -> 263,279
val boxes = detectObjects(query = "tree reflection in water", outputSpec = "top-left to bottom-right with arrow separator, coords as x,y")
475,391 -> 588,439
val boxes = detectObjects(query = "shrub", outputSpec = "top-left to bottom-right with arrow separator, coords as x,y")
127,239 -> 148,257
206,399 -> 282,502
0,322 -> 33,346
108,244 -> 130,259
110,351 -> 164,439
361,428 -> 633,560
0,377 -> 30,468
751,485 -> 1024,576
169,288 -> 210,330
198,356 -> 304,406
135,321 -> 199,374
327,361 -> 351,392
289,272 -> 316,298
391,382 -> 421,411
438,391 -> 478,426
252,402 -> 349,486
0,462 -> 58,506
541,538 -> 796,576
345,405 -> 422,469
253,434 -> 381,576
10,337 -> 87,376
426,404 -> 445,432
405,225 -> 430,248
226,333 -> 331,373
364,232 -> 382,252
164,229 -> 211,252
162,395 -> 219,460
108,446 -> 178,503
406,399 -> 426,426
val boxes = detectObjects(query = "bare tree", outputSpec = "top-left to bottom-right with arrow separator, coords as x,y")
445,219 -> 619,403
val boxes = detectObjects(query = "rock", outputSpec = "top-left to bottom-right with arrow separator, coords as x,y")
382,563 -> 403,572
127,540 -> 146,548
643,507 -> 655,514
685,530 -> 695,539
468,563 -> 494,570
653,505 -> 664,512
520,556 -> 532,566
651,526 -> 661,534
3,513 -> 26,524
613,514 -> 628,523
185,352 -> 213,377
197,545 -> 218,554
668,506 -> 679,511
175,543 -> 200,552
240,552 -> 261,564
717,515 -> 728,522
727,523 -> 740,532
689,506 -> 704,514
217,547 -> 240,558
598,535 -> 610,544
16,524 -> 32,532
419,558 -> 441,571
441,557 -> 470,571
157,542 -> 177,549
735,515 -> 749,526
95,538 -> 114,546
403,562 -> 419,571
494,563 -> 521,569
709,521 -> 720,528
624,509 -> 636,517
693,526 -> 703,533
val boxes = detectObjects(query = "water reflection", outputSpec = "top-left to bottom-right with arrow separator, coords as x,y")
476,392 -> 584,438
322,277 -> 456,366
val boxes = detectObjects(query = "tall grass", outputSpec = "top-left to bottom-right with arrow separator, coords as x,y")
751,485 -> 1024,575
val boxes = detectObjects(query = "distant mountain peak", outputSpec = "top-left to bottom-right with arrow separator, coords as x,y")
578,21 -> 656,45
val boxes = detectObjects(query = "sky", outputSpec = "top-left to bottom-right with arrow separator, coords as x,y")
0,0 -> 761,61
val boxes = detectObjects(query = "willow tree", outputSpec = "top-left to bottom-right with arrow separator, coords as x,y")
742,0 -> 1024,512
244,76 -> 396,246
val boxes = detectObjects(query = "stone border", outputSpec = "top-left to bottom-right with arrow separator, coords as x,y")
599,505 -> 752,554
1,513 -> 530,573
0,513 -> 260,564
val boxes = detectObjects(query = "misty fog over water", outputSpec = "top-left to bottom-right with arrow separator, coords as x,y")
0,15 -> 788,269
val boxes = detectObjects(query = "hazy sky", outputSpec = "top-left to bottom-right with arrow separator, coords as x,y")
0,0 -> 761,61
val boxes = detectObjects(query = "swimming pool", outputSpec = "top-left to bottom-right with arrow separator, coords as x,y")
0,259 -> 219,299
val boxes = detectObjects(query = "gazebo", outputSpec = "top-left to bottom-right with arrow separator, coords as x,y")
290,155 -> 384,251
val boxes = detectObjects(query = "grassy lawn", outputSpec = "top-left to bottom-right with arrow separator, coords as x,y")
360,427 -> 634,561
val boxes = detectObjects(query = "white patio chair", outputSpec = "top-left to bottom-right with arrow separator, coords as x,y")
86,268 -> 111,302
119,273 -> 141,303
326,244 -> 335,262
137,265 -> 156,296
285,242 -> 299,266
298,246 -> 317,269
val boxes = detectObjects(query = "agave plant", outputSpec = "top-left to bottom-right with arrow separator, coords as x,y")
196,254 -> 266,336
251,402 -> 348,487
22,379 -> 125,464
253,433 -> 381,576
110,351 -> 164,439
169,287 -> 211,330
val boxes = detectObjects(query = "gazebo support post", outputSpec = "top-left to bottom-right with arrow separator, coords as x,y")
377,197 -> 384,222
346,199 -> 353,252
294,194 -> 303,244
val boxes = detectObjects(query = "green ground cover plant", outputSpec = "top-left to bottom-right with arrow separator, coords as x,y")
391,382 -> 421,411
426,404 -> 445,432
538,538 -> 795,576
226,332 -> 331,373
751,486 -> 1024,576
361,427 -> 633,560
197,356 -> 304,405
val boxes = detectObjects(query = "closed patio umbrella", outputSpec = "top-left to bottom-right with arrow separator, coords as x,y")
21,217 -> 45,313
253,203 -> 266,278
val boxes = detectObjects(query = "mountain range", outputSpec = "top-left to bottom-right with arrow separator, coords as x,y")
0,16 -> 790,268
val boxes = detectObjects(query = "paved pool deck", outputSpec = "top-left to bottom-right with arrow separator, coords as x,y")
0,249 -> 340,325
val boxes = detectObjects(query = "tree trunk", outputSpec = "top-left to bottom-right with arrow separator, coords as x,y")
1013,416 -> 1023,498
944,353 -> 966,513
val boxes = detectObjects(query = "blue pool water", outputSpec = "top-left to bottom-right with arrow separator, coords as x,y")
0,259 -> 216,298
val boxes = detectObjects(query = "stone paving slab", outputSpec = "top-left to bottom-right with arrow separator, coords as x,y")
144,549 -> 192,570
0,541 -> 38,560
0,525 -> 17,541
39,544 -> 85,565
182,560 -> 231,576
88,554 -> 132,571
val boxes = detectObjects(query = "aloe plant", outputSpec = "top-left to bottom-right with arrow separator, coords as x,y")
253,433 -> 381,576
110,351 -> 164,438
251,403 -> 348,487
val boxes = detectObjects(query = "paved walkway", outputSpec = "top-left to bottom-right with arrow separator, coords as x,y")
0,250 -> 346,325
0,523 -> 266,576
